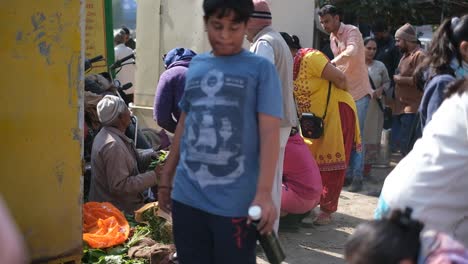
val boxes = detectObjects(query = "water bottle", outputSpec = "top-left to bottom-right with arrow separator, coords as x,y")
248,205 -> 286,264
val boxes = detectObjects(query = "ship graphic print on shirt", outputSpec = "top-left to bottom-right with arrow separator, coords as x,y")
182,69 -> 247,188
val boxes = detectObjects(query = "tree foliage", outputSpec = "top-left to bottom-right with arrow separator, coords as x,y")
318,0 -> 468,30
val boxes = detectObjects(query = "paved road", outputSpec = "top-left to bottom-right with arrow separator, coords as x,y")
257,154 -> 401,264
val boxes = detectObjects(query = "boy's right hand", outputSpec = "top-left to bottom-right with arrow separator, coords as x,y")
248,191 -> 276,235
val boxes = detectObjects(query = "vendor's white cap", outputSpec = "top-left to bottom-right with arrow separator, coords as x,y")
97,95 -> 127,126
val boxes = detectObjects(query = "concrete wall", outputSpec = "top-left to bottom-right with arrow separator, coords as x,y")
135,0 -> 209,108
269,0 -> 316,48
1,1 -> 83,262
134,0 -> 315,129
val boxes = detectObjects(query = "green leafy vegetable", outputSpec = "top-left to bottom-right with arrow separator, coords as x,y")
142,208 -> 173,244
126,225 -> 151,248
148,150 -> 168,170
106,245 -> 127,256
82,227 -> 150,264
82,245 -> 107,263
125,213 -> 140,228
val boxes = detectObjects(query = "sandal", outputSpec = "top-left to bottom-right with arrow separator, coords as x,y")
313,212 -> 332,226
300,209 -> 318,228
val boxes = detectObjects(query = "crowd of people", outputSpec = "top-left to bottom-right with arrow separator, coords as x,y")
84,0 -> 468,263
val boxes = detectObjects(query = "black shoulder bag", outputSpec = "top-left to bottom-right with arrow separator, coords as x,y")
298,82 -> 331,139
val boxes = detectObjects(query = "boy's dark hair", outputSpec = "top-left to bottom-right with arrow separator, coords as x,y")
203,0 -> 254,23
318,4 -> 340,18
280,32 -> 301,50
345,208 -> 424,264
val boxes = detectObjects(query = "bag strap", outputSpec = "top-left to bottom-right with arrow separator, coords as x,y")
368,74 -> 376,90
368,75 -> 385,113
322,82 -> 332,119
292,92 -> 301,120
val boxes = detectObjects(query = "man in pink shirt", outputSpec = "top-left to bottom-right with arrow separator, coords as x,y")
318,5 -> 373,192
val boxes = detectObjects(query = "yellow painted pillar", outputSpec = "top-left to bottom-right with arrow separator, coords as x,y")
1,1 -> 83,263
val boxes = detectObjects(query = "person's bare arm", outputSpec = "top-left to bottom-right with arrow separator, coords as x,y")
158,112 -> 186,213
249,113 -> 280,235
321,62 -> 348,90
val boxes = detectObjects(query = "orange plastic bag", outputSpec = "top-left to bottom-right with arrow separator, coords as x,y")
82,202 -> 130,248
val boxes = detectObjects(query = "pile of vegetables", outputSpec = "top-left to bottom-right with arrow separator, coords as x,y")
82,203 -> 174,264
83,150 -> 171,263
82,216 -> 149,263
133,203 -> 173,242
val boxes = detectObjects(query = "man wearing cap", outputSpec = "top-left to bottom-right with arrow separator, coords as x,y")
318,4 -> 372,192
392,23 -> 426,156
89,95 -> 159,213
246,0 -> 296,232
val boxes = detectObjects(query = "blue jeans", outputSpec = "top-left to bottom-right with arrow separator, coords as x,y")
391,113 -> 418,156
391,115 -> 401,152
346,95 -> 370,181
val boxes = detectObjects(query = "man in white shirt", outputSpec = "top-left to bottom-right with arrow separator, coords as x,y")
114,32 -> 136,104
246,0 -> 297,232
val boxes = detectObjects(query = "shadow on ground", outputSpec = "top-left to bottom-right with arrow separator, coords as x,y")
257,212 -> 369,264
355,152 -> 403,198
256,153 -> 403,263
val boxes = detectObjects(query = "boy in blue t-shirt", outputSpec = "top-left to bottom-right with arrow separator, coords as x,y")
158,0 -> 283,263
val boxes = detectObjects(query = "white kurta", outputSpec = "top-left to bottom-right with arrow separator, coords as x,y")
251,37 -> 290,233
114,44 -> 136,95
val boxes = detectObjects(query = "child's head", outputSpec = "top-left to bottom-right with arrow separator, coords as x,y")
345,208 -> 424,264
202,0 -> 253,56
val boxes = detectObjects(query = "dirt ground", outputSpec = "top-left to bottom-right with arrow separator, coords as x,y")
256,153 -> 402,264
